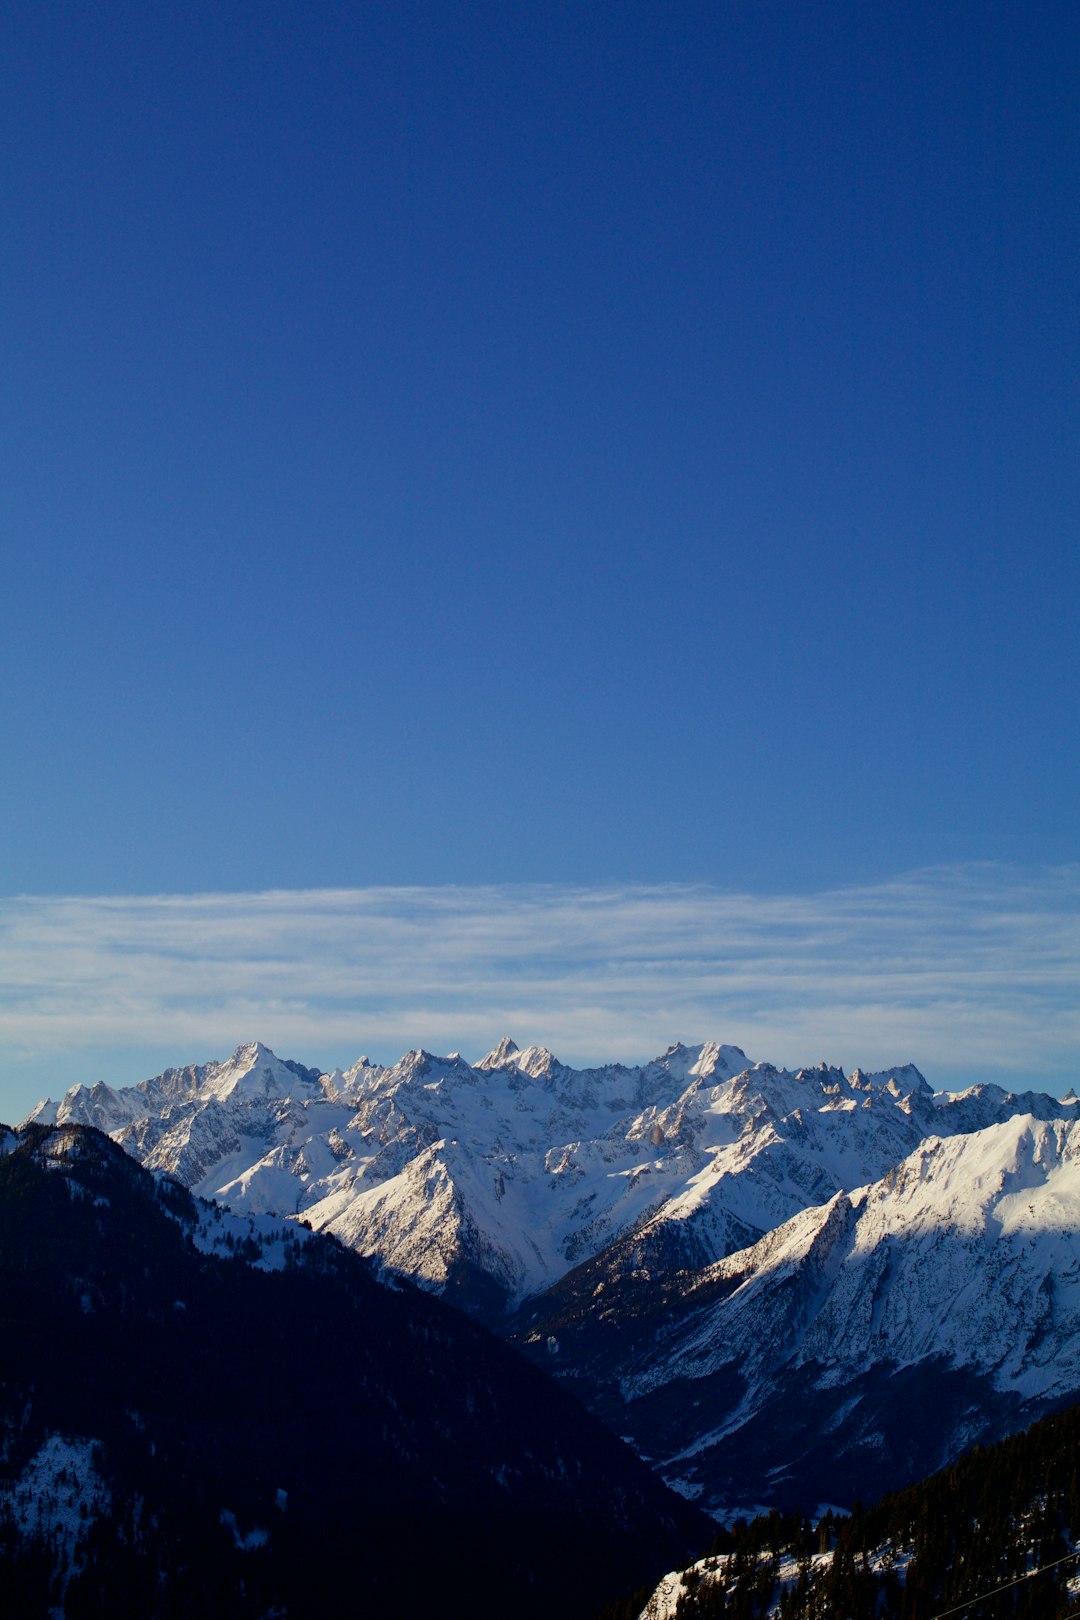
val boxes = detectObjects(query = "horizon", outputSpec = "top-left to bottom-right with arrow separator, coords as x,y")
5,863 -> 1076,1120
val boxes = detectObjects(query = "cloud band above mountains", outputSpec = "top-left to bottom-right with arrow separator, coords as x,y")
2,864 -> 1077,1109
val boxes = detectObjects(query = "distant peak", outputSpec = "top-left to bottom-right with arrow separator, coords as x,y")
859,1063 -> 933,1097
691,1042 -> 750,1079
399,1049 -> 434,1073
515,1045 -> 561,1079
477,1037 -> 520,1070
230,1040 -> 275,1064
198,1040 -> 322,1103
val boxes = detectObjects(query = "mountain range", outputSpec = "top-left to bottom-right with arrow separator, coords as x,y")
26,1037 -> 1080,1517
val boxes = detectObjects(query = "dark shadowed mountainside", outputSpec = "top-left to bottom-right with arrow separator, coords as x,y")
0,1123 -> 706,1619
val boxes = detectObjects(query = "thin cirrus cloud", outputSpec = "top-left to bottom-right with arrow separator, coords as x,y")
1,864 -> 1077,1115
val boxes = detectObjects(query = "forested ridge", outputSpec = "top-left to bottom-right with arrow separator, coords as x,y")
0,1123 -> 704,1618
608,1397 -> 1080,1618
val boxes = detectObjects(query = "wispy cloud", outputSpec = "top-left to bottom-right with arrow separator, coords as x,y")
2,864 -> 1078,1114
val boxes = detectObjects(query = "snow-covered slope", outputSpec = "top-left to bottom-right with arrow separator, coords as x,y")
647,1110 -> 1080,1404
513,1111 -> 1080,1516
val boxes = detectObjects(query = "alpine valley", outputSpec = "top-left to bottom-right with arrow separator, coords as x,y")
24,1036 -> 1080,1527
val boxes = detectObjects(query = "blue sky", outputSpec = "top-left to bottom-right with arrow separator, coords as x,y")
2,3 -> 1077,1109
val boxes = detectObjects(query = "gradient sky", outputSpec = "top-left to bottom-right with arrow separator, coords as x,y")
1,4 -> 1077,1109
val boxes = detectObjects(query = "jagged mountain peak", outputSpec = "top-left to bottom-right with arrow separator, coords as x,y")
851,1061 -> 933,1100
645,1041 -> 753,1089
794,1060 -> 848,1085
397,1045 -> 474,1073
199,1040 -> 321,1103
694,1039 -> 751,1075
514,1043 -> 562,1078
231,1038 -> 275,1062
468,1038 -> 571,1082
477,1035 -> 521,1070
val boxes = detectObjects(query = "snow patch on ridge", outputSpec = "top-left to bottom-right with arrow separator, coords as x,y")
0,1435 -> 112,1582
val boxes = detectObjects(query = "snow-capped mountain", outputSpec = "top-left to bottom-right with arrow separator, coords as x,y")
26,1037 -> 1070,1323
26,1036 -> 1080,1516
512,1108 -> 1080,1516
27,1039 -> 1075,1321
29,1037 -> 756,1316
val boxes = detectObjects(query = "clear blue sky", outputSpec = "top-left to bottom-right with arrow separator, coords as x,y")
2,0 -> 1077,898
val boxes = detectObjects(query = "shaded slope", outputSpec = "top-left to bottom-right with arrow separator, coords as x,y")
0,1123 -> 706,1619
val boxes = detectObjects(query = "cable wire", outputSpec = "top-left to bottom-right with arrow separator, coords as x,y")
929,1546 -> 1080,1619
